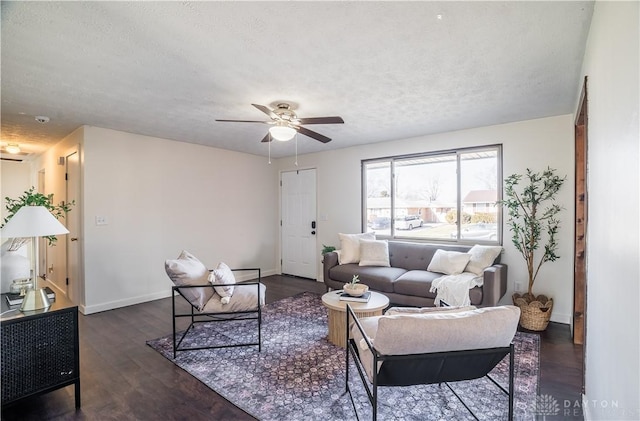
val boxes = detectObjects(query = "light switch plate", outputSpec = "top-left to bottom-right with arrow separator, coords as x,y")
95,216 -> 108,225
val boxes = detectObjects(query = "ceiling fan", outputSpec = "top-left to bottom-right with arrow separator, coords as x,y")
216,103 -> 344,143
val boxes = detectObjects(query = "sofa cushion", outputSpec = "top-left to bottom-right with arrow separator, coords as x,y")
393,271 -> 483,304
392,270 -> 441,298
338,232 -> 376,264
427,249 -> 471,275
465,245 -> 503,275
329,264 -> 406,293
359,239 -> 390,267
388,242 -> 471,271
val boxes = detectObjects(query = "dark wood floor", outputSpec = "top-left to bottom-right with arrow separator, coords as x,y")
1,275 -> 583,420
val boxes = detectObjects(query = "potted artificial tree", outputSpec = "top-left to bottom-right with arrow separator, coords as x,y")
499,167 -> 565,331
0,187 -> 74,293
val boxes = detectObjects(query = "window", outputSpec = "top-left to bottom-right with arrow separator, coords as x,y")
362,145 -> 502,244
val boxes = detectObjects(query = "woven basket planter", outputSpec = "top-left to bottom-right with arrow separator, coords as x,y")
512,293 -> 553,331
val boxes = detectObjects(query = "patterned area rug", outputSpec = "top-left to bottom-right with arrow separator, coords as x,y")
147,292 -> 539,420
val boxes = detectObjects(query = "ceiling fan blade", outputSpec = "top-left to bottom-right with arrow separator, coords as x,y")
251,103 -> 278,120
260,133 -> 272,143
297,116 -> 344,125
297,126 -> 332,143
216,119 -> 271,123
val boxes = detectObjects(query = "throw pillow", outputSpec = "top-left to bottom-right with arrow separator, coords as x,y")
338,232 -> 375,264
359,239 -> 390,267
427,249 -> 472,275
465,245 -> 503,276
165,250 -> 213,311
210,262 -> 236,304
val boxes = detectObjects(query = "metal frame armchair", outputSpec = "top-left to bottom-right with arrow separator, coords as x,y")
346,304 -> 520,421
172,268 -> 264,358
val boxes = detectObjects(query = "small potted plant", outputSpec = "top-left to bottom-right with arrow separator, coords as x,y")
2,187 -> 74,247
498,167 -> 565,331
321,244 -> 336,264
321,244 -> 336,255
343,274 -> 369,297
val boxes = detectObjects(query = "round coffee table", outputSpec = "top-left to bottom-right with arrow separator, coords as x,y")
321,290 -> 390,348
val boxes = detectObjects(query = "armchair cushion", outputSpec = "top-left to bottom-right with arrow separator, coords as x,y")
357,306 -> 478,350
385,305 -> 476,316
202,282 -> 266,313
210,262 -> 236,304
351,305 -> 520,381
165,250 -> 213,311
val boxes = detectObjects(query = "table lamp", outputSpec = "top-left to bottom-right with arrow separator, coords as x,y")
0,205 -> 69,311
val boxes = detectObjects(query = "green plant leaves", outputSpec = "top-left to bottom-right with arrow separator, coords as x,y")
497,167 -> 566,295
2,186 -> 75,246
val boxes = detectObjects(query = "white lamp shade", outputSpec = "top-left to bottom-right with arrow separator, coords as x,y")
269,125 -> 296,141
0,206 -> 69,238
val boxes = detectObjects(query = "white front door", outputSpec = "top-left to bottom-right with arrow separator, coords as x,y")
281,169 -> 317,279
65,149 -> 81,304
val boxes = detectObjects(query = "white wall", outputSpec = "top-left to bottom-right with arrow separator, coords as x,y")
0,160 -> 34,292
578,1 -> 639,419
0,160 -> 34,222
81,126 -> 279,314
276,114 -> 575,323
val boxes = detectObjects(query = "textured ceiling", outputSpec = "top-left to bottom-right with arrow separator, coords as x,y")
1,1 -> 594,159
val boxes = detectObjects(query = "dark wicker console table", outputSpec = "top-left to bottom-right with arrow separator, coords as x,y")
1,288 -> 80,409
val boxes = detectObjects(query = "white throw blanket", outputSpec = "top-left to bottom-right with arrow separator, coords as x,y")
430,272 -> 483,307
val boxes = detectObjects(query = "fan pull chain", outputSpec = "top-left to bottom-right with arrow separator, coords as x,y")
294,132 -> 298,167
268,132 -> 272,164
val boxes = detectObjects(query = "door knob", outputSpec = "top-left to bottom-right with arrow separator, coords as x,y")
70,238 -> 78,242
311,231 -> 316,235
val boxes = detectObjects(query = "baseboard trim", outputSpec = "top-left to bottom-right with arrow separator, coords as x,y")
550,311 -> 571,324
81,268 -> 279,315
83,290 -> 172,315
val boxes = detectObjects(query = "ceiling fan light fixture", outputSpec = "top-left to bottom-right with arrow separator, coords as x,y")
5,143 -> 21,154
269,124 -> 296,141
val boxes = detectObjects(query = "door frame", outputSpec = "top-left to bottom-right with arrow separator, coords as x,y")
64,145 -> 82,307
574,76 -> 588,393
279,167 -> 318,279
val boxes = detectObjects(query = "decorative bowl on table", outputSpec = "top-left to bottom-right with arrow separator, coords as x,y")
343,283 -> 369,297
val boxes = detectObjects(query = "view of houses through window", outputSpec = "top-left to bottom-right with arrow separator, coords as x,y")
362,145 -> 502,244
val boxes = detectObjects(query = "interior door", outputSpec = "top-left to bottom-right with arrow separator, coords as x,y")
281,169 -> 317,279
66,149 -> 81,304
